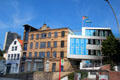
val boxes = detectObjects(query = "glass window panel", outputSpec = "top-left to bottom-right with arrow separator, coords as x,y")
54,41 -> 57,48
54,32 -> 58,37
35,42 -> 39,49
47,41 -> 51,48
48,32 -> 51,38
36,34 -> 39,39
31,34 -> 34,40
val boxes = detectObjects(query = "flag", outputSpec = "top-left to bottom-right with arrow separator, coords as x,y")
82,16 -> 88,20
85,20 -> 92,23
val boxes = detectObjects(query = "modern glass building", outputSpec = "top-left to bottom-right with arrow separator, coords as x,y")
67,27 -> 112,69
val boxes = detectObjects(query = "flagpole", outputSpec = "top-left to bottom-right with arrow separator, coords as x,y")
59,58 -> 61,80
82,19 -> 83,27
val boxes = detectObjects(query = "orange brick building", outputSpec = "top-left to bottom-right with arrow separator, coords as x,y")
20,24 -> 74,72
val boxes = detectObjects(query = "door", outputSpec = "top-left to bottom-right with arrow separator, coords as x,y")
6,64 -> 11,73
52,63 -> 56,72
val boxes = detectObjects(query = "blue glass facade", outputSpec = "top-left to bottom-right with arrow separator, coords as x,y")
85,29 -> 96,36
70,38 -> 88,55
85,29 -> 111,37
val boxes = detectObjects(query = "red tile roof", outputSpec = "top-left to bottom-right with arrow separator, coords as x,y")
18,39 -> 23,47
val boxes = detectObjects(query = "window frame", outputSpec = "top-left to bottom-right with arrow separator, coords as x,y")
54,32 -> 58,38
61,31 -> 65,37
31,34 -> 34,40
54,41 -> 57,48
61,41 -> 64,48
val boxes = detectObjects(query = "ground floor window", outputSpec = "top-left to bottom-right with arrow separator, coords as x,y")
27,62 -> 31,71
52,63 -> 56,72
33,63 -> 37,71
36,62 -> 44,71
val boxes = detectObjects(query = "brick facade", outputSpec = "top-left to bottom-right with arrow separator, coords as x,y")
20,24 -> 73,72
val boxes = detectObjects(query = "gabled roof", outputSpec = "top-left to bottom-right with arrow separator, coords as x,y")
18,39 -> 23,47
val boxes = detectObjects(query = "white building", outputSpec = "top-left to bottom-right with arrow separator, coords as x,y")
6,39 -> 23,74
67,27 -> 112,79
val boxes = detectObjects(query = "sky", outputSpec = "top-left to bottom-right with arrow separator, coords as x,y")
0,0 -> 120,49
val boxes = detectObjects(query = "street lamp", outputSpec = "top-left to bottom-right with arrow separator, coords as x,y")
105,0 -> 120,37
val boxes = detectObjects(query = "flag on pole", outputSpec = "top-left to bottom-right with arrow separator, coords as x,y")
82,16 -> 88,20
85,20 -> 92,23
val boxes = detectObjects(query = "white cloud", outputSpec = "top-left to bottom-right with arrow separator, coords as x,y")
0,0 -> 34,30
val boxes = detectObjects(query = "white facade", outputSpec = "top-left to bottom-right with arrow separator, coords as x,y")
67,27 -> 111,70
6,39 -> 23,74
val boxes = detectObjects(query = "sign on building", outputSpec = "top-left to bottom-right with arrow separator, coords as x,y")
45,60 -> 49,72
99,75 -> 108,80
61,59 -> 64,66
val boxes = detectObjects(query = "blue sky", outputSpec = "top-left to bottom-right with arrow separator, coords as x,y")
0,0 -> 120,49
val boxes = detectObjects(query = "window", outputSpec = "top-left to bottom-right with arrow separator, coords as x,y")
53,51 -> 56,58
14,41 -> 17,45
54,41 -> 57,48
12,47 -> 14,51
61,41 -> 64,48
27,62 -> 31,71
34,52 -> 37,58
93,50 -> 96,55
93,39 -> 95,45
40,42 -> 46,48
17,54 -> 20,60
30,42 -> 33,49
21,63 -> 24,72
24,43 -> 27,50
96,40 -> 100,45
100,30 -> 103,36
47,41 -> 51,48
35,42 -> 39,49
60,51 -> 64,58
11,54 -> 13,60
54,32 -> 58,37
61,31 -> 65,37
33,63 -> 37,71
37,63 -> 44,71
31,34 -> 34,40
47,52 -> 50,58
24,31 -> 29,41
14,54 -> 16,60
42,52 -> 45,58
96,50 -> 101,56
88,39 -> 91,44
15,46 -> 17,51
29,52 -> 32,58
103,30 -> 105,37
39,52 -> 45,58
61,65 -> 64,72
52,63 -> 56,72
88,50 -> 91,55
41,33 -> 47,38
105,31 -> 108,37
36,34 -> 39,40
91,50 -> 94,55
48,32 -> 51,38
23,52 -> 26,58
8,54 -> 10,60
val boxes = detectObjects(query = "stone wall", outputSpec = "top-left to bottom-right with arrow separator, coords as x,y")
1,71 -> 73,80
33,71 -> 73,80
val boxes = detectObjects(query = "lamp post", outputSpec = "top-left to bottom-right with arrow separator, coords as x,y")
105,0 -> 120,37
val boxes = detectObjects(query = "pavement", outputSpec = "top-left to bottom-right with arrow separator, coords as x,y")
0,77 -> 20,80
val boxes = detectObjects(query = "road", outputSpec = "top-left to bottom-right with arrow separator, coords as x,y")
0,77 -> 20,80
